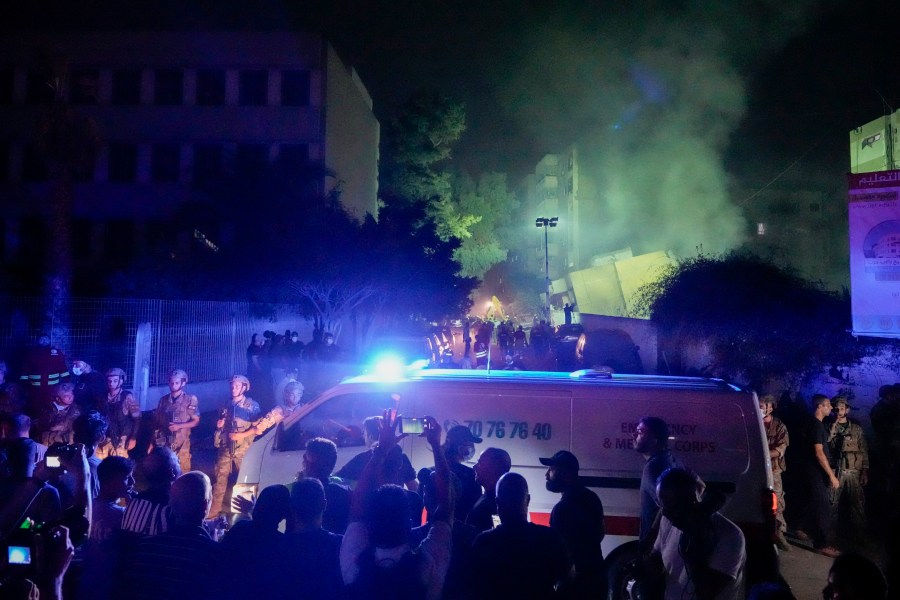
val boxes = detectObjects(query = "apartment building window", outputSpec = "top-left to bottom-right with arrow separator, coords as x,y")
757,223 -> 766,236
108,143 -> 138,182
69,69 -> 99,104
196,69 -> 226,106
112,69 -> 141,105
281,70 -> 310,106
235,144 -> 269,180
151,144 -> 181,182
0,68 -> 13,104
239,70 -> 268,106
22,145 -> 48,182
72,151 -> 97,183
193,143 -> 223,186
72,218 -> 93,259
26,70 -> 55,105
154,69 -> 183,106
105,219 -> 135,263
278,143 -> 309,172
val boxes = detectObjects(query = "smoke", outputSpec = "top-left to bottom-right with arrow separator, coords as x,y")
490,1 -> 818,259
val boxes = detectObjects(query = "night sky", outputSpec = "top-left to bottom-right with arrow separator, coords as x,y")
9,0 -> 900,278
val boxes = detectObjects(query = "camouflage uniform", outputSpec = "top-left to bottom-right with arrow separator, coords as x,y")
154,391 -> 199,473
828,419 -> 869,535
95,389 -> 141,459
828,418 -> 869,538
210,395 -> 260,517
37,402 -> 81,446
764,415 -> 790,534
253,402 -> 302,436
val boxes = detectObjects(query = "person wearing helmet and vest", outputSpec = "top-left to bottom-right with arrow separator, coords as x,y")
210,374 -> 260,518
153,369 -> 200,473
95,367 -> 141,459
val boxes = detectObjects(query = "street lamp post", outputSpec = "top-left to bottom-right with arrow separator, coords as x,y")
535,216 -> 558,322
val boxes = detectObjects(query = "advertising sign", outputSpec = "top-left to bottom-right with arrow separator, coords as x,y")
848,170 -> 900,338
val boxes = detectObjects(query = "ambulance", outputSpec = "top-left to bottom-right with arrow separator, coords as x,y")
235,366 -> 778,599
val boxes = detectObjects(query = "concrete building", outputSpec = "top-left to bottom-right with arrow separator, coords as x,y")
518,144 -> 581,286
0,31 -> 379,275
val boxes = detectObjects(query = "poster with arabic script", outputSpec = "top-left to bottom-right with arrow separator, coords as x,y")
848,170 -> 900,338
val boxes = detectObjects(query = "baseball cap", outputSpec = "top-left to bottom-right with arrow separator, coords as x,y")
539,450 -> 579,473
446,425 -> 483,445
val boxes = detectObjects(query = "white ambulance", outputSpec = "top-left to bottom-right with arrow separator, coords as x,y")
234,367 -> 778,599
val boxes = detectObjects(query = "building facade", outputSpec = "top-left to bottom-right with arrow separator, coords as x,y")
0,31 -> 379,279
518,145 -> 581,282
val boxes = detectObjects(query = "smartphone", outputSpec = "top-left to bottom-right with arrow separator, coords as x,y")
46,455 -> 62,468
8,545 -> 32,565
400,417 -> 425,435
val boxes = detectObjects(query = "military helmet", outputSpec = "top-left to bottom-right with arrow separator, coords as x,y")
106,367 -> 127,381
169,369 -> 188,383
231,374 -> 250,392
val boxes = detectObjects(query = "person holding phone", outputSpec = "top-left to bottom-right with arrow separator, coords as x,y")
341,412 -> 453,600
335,415 -> 418,492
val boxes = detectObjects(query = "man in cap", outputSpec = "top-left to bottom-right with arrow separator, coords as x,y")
827,396 -> 869,545
442,424 -> 483,521
209,374 -> 260,517
154,369 -> 200,473
541,450 -> 606,598
760,393 -> 791,550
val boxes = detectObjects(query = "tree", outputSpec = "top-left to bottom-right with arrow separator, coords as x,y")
634,251 -> 868,389
379,90 -> 466,207
451,172 -> 520,278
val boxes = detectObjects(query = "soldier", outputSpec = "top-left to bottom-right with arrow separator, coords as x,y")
209,374 -> 260,518
95,368 -> 141,459
153,369 -> 200,473
36,382 -> 81,446
828,396 -> 869,544
251,380 -> 305,438
760,393 -> 791,550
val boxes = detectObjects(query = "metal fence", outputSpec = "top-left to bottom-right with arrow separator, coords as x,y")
0,296 -> 313,387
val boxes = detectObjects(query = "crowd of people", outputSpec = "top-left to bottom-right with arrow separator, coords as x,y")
0,333 -> 897,599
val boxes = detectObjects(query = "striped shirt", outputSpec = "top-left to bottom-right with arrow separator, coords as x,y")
121,490 -> 170,536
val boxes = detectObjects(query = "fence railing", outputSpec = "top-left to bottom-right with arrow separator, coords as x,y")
0,296 -> 313,389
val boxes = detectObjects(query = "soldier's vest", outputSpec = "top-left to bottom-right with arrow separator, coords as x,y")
106,391 -> 133,441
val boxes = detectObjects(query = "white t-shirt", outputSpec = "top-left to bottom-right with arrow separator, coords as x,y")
654,512 -> 746,600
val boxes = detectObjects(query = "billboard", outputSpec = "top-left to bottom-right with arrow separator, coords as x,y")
849,170 -> 900,338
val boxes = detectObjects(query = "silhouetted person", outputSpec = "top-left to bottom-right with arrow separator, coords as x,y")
466,447 -> 511,533
280,477 -> 344,600
541,450 -> 606,598
471,472 -> 573,600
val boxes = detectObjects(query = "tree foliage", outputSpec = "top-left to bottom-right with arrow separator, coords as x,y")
380,90 -> 465,206
635,251 -> 867,388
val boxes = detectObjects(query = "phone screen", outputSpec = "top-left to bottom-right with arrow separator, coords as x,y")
400,418 -> 425,435
46,456 -> 61,468
8,545 -> 32,565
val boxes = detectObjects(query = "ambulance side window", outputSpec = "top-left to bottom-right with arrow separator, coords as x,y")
277,392 -> 394,452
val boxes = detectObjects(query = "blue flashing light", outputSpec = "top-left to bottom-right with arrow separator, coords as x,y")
369,354 -> 406,380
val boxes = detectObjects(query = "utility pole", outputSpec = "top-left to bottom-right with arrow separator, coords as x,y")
535,216 -> 558,323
